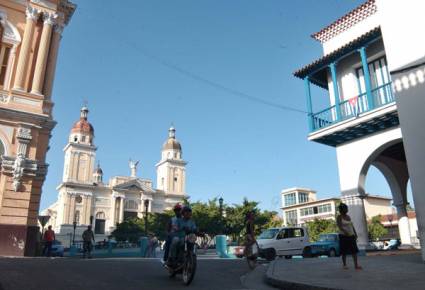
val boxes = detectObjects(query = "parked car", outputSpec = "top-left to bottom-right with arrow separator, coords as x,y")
256,227 -> 311,260
310,233 -> 340,257
51,240 -> 64,257
383,239 -> 400,250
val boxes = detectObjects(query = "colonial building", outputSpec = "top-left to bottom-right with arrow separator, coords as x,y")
293,0 -> 417,250
42,107 -> 187,245
281,187 -> 392,227
0,0 -> 75,256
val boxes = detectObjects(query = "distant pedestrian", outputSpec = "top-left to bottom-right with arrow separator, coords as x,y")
82,225 -> 95,258
336,203 -> 362,270
150,235 -> 158,258
43,226 -> 55,257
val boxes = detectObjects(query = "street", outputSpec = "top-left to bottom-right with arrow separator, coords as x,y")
0,257 -> 275,290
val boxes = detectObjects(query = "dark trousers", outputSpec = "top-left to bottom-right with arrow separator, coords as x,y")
163,236 -> 172,260
43,241 -> 53,257
83,241 -> 93,258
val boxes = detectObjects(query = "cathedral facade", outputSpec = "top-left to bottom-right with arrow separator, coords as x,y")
43,107 -> 187,244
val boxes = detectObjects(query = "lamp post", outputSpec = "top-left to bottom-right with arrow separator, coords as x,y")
388,215 -> 393,238
219,197 -> 224,234
144,199 -> 149,236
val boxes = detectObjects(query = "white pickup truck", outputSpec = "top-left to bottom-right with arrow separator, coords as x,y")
256,227 -> 312,260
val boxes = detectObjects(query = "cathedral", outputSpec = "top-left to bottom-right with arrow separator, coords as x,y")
43,106 -> 187,243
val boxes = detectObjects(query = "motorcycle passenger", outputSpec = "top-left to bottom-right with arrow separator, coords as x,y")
163,203 -> 182,262
167,206 -> 197,267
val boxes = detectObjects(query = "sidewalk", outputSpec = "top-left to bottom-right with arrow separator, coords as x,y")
265,253 -> 425,290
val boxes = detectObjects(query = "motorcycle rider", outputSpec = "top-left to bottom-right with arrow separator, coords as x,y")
163,203 -> 182,262
167,205 -> 197,267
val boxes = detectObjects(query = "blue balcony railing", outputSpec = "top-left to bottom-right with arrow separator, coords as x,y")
311,82 -> 395,132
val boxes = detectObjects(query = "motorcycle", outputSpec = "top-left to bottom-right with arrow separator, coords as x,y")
165,233 -> 198,285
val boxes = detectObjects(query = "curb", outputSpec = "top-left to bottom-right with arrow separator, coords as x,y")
264,260 -> 342,290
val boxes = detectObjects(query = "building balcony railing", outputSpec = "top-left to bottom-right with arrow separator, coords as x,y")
310,82 -> 394,132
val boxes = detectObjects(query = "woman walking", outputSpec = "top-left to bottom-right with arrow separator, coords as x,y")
336,203 -> 362,270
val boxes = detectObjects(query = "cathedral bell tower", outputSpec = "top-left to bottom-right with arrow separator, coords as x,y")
62,106 -> 96,183
156,126 -> 187,195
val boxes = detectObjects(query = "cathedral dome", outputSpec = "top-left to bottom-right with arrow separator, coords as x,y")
71,106 -> 94,135
162,126 -> 181,151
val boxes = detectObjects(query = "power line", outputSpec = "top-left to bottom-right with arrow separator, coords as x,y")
124,41 -> 307,114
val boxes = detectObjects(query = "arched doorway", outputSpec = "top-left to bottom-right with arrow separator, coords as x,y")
359,140 -> 413,246
95,212 -> 106,235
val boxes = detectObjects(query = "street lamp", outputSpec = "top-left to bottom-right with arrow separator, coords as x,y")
144,199 -> 149,235
219,197 -> 224,216
219,197 -> 224,234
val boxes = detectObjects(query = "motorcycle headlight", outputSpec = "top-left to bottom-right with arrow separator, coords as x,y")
187,234 -> 197,243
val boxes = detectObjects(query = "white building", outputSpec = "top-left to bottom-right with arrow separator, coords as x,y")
294,0 -> 418,250
281,187 -> 392,227
42,107 -> 187,244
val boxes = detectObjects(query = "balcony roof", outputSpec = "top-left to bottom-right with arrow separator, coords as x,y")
294,27 -> 382,89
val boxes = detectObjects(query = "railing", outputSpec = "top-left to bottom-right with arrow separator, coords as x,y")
310,82 -> 394,131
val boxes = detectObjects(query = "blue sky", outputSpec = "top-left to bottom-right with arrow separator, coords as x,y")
40,0 -> 412,212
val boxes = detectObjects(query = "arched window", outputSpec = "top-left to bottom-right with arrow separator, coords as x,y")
0,17 -> 21,90
95,211 -> 106,219
74,210 -> 80,225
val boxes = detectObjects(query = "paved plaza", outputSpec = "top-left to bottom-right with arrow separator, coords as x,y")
266,253 -> 425,290
0,257 -> 274,290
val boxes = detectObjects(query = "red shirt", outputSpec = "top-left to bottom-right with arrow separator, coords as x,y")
44,229 -> 55,242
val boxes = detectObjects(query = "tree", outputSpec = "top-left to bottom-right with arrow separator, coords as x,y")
306,219 -> 338,242
111,218 -> 144,243
368,215 -> 388,241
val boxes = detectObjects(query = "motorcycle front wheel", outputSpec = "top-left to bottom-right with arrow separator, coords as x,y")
182,252 -> 197,285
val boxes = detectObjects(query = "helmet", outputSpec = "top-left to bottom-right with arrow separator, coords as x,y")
173,203 -> 182,211
182,205 -> 192,213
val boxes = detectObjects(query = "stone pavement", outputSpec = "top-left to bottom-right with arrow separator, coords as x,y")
266,253 -> 425,290
0,256 -> 270,290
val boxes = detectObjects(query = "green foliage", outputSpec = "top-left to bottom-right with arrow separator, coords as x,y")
368,215 -> 388,241
111,218 -> 144,243
112,197 -> 281,244
306,219 -> 338,242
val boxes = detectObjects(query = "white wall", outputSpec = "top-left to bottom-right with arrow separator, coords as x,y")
377,0 -> 425,259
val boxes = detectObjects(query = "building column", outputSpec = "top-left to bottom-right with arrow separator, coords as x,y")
43,23 -> 63,99
4,45 -> 17,90
359,46 -> 374,109
304,77 -> 314,131
13,6 -> 39,91
31,13 -> 56,95
329,62 -> 342,120
341,194 -> 369,250
395,203 -> 412,246
119,197 -> 125,223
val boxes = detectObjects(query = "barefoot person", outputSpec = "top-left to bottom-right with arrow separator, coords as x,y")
336,203 -> 362,270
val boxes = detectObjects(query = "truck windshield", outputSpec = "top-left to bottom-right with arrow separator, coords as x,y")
258,229 -> 279,239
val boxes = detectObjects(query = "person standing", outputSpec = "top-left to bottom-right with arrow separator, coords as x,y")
336,203 -> 362,270
43,225 -> 56,257
82,225 -> 95,259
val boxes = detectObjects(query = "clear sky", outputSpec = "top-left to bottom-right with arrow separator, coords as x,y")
39,0 -> 413,212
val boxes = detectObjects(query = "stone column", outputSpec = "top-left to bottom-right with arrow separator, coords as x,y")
341,194 -> 369,250
31,13 -> 57,95
42,23 -> 63,99
395,203 -> 412,246
13,6 -> 38,91
31,12 -> 56,95
119,197 -> 125,223
4,46 -> 17,90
